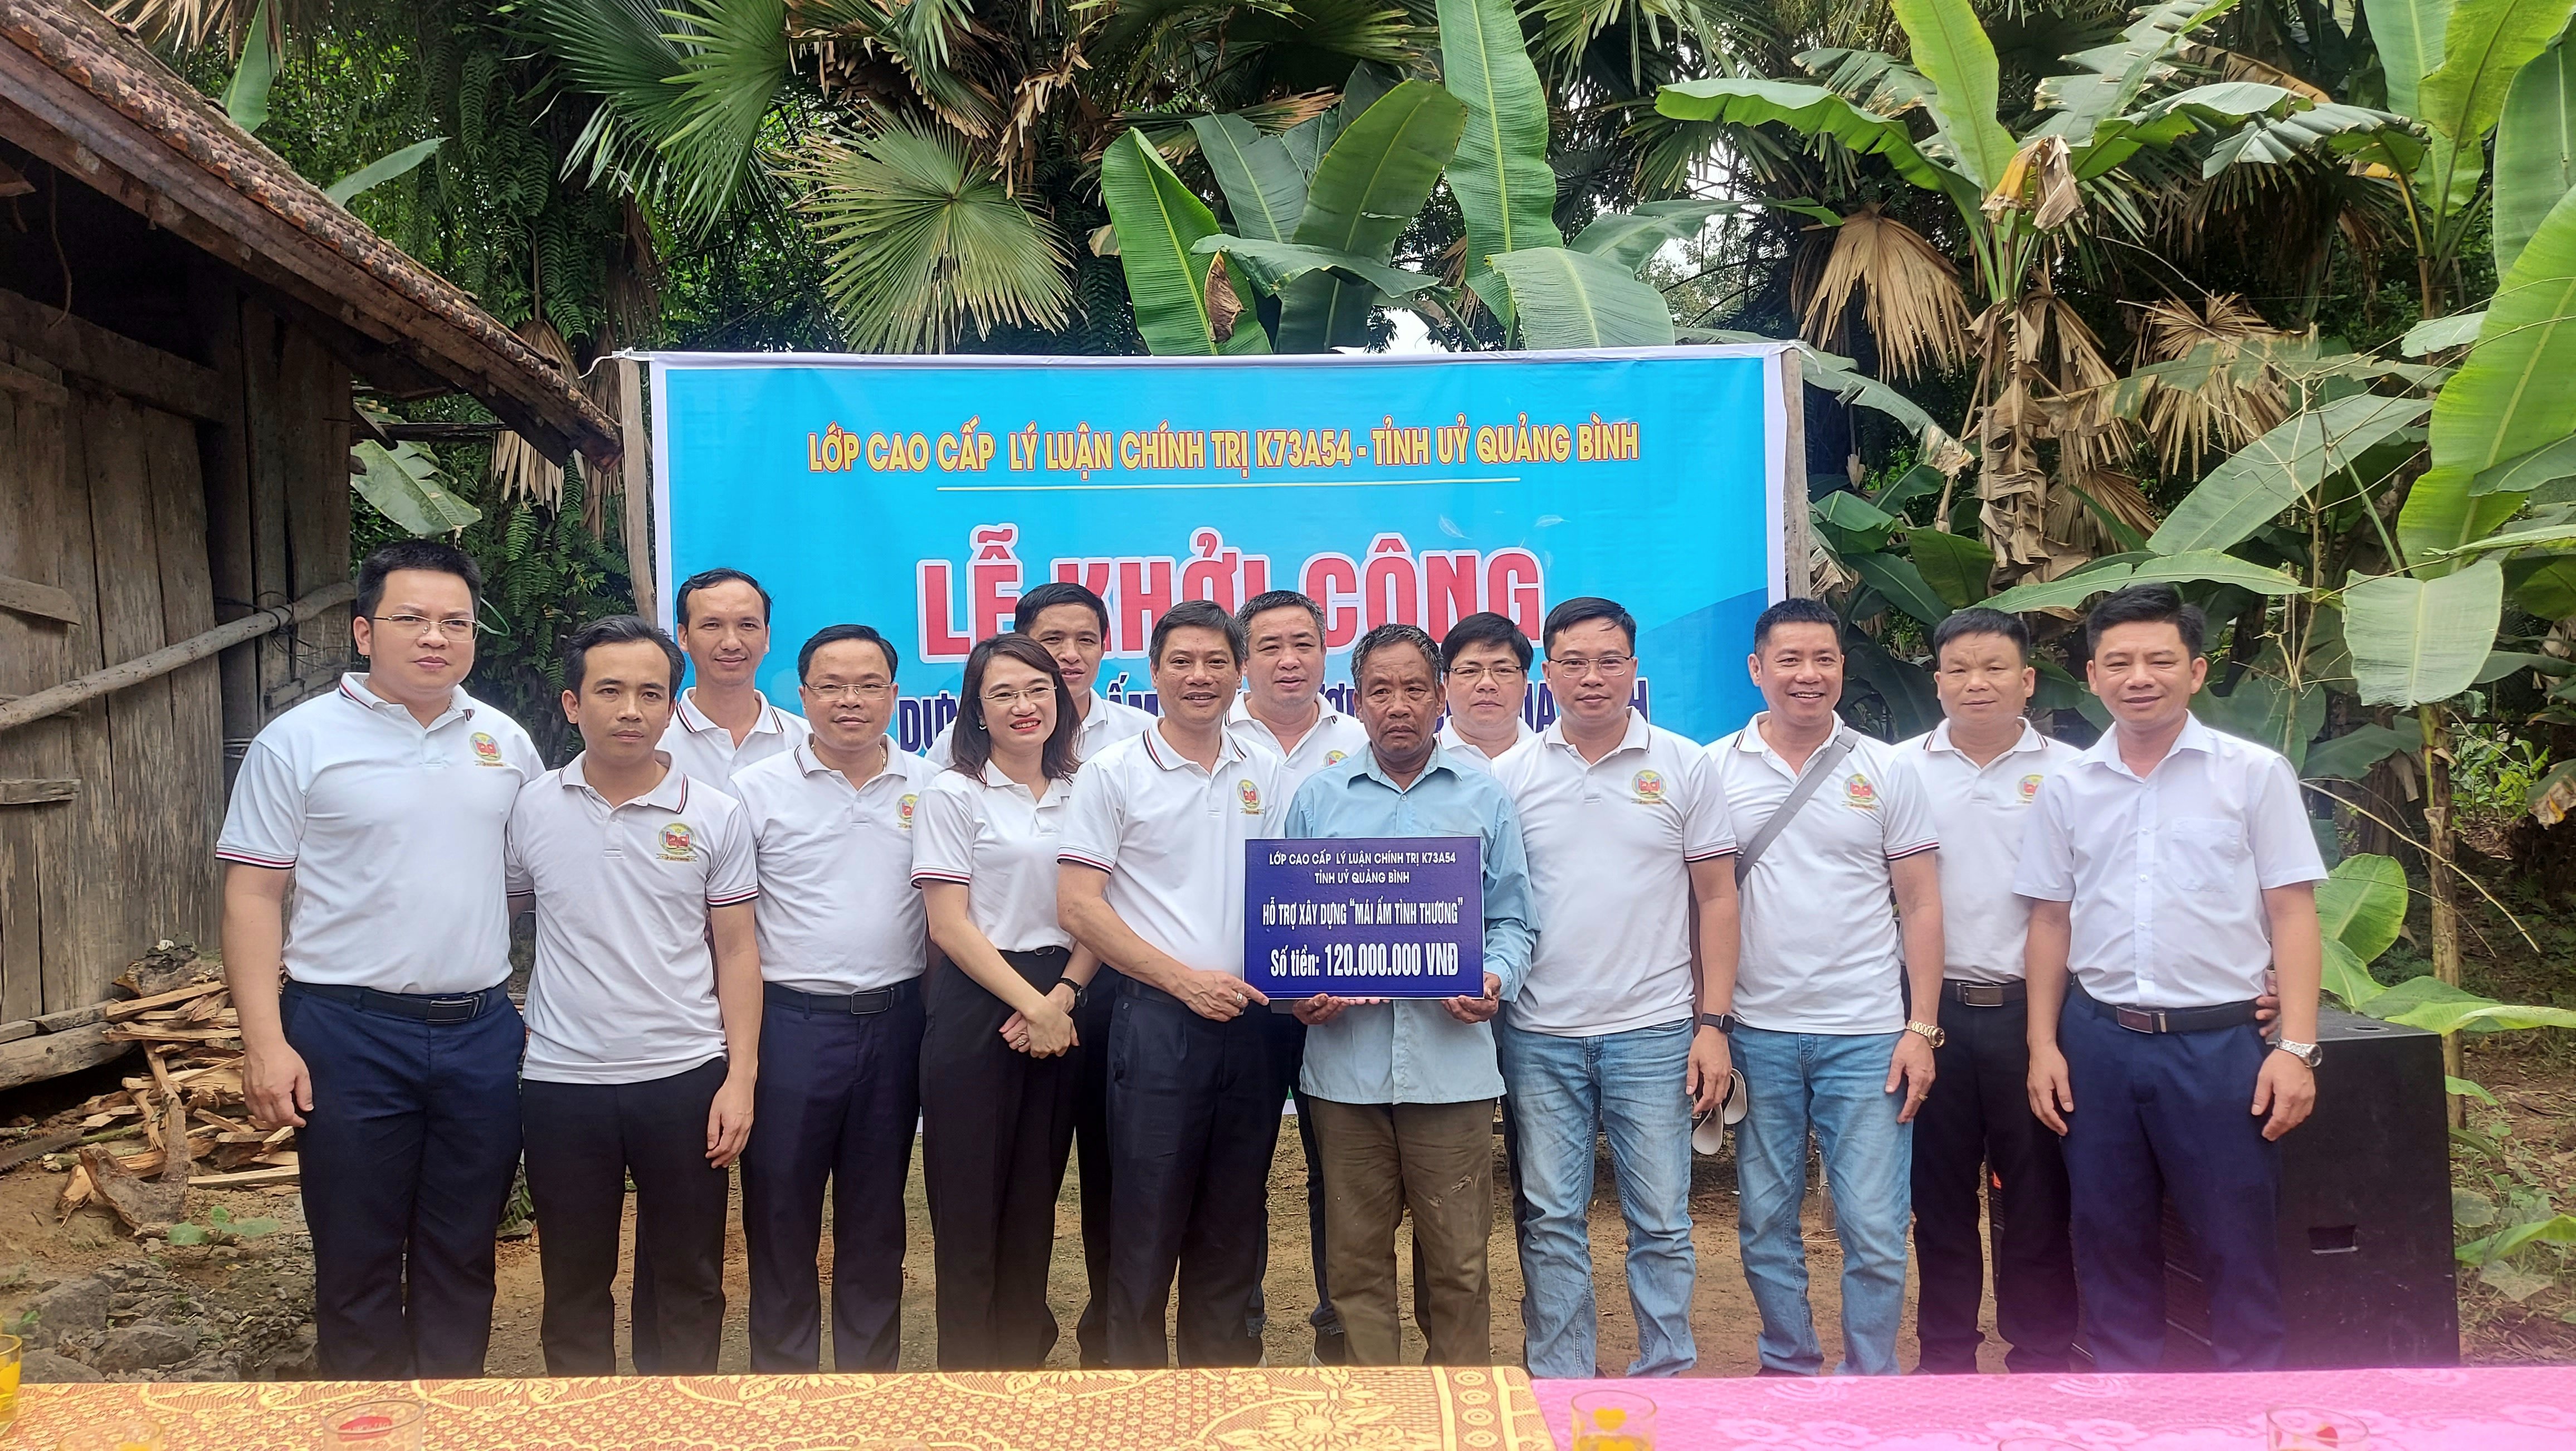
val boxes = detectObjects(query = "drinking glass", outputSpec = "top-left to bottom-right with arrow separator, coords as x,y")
2268,1407 -> 2371,1450
1569,1389 -> 1656,1451
53,1419 -> 165,1451
320,1398 -> 430,1450
0,1333 -> 19,1436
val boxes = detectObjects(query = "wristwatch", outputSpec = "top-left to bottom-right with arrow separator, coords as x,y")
1056,977 -> 1087,1010
2275,1038 -> 2323,1068
1904,1019 -> 1947,1048
1697,1012 -> 1738,1035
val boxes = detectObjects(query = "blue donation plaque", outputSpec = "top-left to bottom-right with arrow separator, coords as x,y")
1246,836 -> 1484,999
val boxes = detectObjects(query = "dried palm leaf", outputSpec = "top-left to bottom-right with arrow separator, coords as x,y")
2128,293 -> 2296,474
1796,206 -> 1969,380
492,318 -> 577,511
1982,135 -> 2084,232
2178,44 -> 2331,105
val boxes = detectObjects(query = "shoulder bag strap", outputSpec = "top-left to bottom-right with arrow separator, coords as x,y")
1734,734 -> 1857,886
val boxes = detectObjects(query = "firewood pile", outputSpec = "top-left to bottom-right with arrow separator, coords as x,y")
43,942 -> 297,1234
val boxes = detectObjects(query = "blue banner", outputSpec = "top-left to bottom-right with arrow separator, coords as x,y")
1246,838 -> 1484,999
652,348 -> 1790,749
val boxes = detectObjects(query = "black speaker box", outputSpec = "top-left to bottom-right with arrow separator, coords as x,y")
2144,1007 -> 2459,1368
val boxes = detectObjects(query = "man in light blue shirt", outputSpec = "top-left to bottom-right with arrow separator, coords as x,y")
1285,623 -> 1535,1366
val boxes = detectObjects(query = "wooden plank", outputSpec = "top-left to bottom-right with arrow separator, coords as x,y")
37,392 -> 122,1015
99,977 -> 226,1020
0,286 -> 223,422
1780,348 -> 1814,599
619,358 -> 653,626
0,1021 -> 132,1090
281,325 -> 351,695
187,264 -> 258,773
0,354 -> 70,408
0,778 -> 79,804
240,300 -> 294,711
188,1164 -> 299,1189
0,1019 -> 35,1044
0,383 -> 36,1023
0,374 -> 74,1024
0,572 -> 79,624
84,388 -> 186,974
143,402 -> 221,947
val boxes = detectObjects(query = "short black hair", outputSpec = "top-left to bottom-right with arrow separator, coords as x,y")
1752,596 -> 1840,650
1238,589 -> 1326,639
1441,611 -> 1532,672
357,539 -> 482,621
798,624 -> 899,683
564,615 -> 684,693
1543,596 -> 1636,654
1153,599 -> 1247,666
1014,581 -> 1111,636
1352,622 -> 1440,684
2084,582 -> 2207,655
675,567 -> 773,629
1931,606 -> 2031,666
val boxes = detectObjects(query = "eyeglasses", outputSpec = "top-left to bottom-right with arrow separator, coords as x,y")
980,686 -> 1053,710
1548,653 -> 1633,678
370,613 -> 479,639
807,681 -> 894,701
1448,663 -> 1526,684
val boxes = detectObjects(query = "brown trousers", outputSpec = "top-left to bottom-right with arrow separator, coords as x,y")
1308,1096 -> 1496,1365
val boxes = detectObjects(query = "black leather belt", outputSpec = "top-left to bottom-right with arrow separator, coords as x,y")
2074,982 -> 2256,1034
1944,979 -> 2026,1007
765,980 -> 919,1015
285,980 -> 506,1024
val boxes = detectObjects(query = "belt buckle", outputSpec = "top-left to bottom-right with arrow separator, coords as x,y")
1958,984 -> 2007,1008
423,993 -> 479,1025
846,989 -> 887,1015
2114,1005 -> 2164,1033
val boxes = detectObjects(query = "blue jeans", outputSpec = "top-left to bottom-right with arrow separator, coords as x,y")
1732,1026 -> 1912,1376
1497,1018 -> 1695,1378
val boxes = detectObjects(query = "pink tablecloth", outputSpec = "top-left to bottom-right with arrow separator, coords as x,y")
1533,1366 -> 2576,1449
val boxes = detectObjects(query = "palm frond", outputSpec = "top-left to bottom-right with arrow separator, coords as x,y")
529,0 -> 790,234
1795,205 -> 1969,379
493,318 -> 577,512
796,124 -> 1074,352
2128,291 -> 2297,474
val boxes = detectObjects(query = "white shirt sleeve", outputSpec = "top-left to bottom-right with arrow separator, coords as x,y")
503,790 -> 535,897
1878,748 -> 1940,859
911,777 -> 978,885
1680,749 -> 1736,861
924,722 -> 957,767
1058,757 -> 1123,872
215,737 -> 305,869
2248,752 -> 2329,889
2013,773 -> 2076,901
705,800 -> 760,907
502,721 -> 545,779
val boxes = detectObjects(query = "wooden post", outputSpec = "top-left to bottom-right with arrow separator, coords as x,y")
618,358 -> 654,625
1779,347 -> 1813,598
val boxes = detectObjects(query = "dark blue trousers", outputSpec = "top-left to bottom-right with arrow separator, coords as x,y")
281,982 -> 523,1380
2061,989 -> 2285,1370
1106,981 -> 1282,1368
739,983 -> 923,1371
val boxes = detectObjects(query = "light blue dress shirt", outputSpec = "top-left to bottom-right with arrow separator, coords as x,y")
1283,744 -> 1538,1105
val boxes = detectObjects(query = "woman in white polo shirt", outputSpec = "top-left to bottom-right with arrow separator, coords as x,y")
912,633 -> 1101,1369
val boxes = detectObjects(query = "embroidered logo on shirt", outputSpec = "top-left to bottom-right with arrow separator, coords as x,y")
1325,749 -> 1348,766
657,822 -> 697,861
2018,772 -> 2045,804
1237,779 -> 1263,814
470,732 -> 503,766
1632,768 -> 1666,804
897,793 -> 918,830
1845,772 -> 1879,810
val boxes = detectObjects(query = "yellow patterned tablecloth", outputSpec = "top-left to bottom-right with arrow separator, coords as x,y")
7,1365 -> 1549,1450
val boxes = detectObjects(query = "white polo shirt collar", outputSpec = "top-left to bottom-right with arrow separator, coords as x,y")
1059,722 -> 1286,977
1436,718 -> 1533,769
1228,693 -> 1368,790
910,763 -> 1077,953
1900,719 -> 2082,983
2080,712 -> 2218,781
674,685 -> 787,741
658,686 -> 810,790
729,738 -> 932,994
559,750 -> 690,812
340,673 -> 475,731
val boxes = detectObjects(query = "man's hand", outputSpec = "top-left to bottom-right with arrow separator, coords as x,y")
2252,1049 -> 2316,1140
1295,994 -> 1352,1026
243,1040 -> 313,1131
2027,1042 -> 2074,1135
1174,967 -> 1266,1022
1443,974 -> 1503,1025
1887,1031 -> 1935,1123
706,1070 -> 756,1167
2254,990 -> 2281,1029
1686,1025 -> 1731,1116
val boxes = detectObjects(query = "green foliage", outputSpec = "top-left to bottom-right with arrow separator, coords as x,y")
1436,0 -> 1559,301
165,1204 -> 282,1247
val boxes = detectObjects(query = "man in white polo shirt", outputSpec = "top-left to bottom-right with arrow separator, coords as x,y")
1492,596 -> 1740,1379
1706,596 -> 1943,1378
219,540 -> 542,1380
730,623 -> 938,1371
508,616 -> 762,1376
1438,612 -> 1536,768
2020,583 -> 2325,1371
921,580 -> 1152,1366
1059,599 -> 1289,1369
1894,607 -> 2081,1374
658,567 -> 810,788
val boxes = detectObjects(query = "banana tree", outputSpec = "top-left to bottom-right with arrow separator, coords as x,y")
1657,0 -> 2403,586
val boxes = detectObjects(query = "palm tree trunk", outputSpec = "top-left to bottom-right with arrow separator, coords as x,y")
2419,703 -> 2467,1128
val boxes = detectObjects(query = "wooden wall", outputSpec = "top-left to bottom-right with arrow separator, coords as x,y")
0,284 -> 351,1021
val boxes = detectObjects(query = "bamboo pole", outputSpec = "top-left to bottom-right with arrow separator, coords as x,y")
2419,703 -> 2467,1128
0,578 -> 354,737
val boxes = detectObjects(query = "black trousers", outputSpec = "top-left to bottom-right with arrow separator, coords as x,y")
521,1057 -> 731,1376
740,981 -> 924,1372
1257,1012 -> 1342,1355
1070,976 -> 1119,1367
922,948 -> 1081,1370
1909,988 -> 2079,1372
1106,980 -> 1284,1367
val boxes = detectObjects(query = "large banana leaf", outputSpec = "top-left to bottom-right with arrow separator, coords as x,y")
2403,309 -> 2489,353
1274,81 -> 1465,352
1848,549 -> 1955,625
1193,237 -> 1440,295
2344,559 -> 2506,705
1982,551 -> 2304,612
2494,32 -> 2576,274
224,0 -> 278,132
2475,431 -> 2576,491
1189,114 -> 1307,246
2303,717 -> 2424,780
1907,527 -> 1995,607
1437,0 -> 1559,296
1487,247 -> 1676,348
2318,853 -> 2410,964
2363,973 -> 2576,1030
326,139 -> 445,207
1656,80 -> 1974,207
2418,0 -> 2576,146
2149,394 -> 2431,554
2202,102 -> 2407,174
1573,200 -> 1755,274
352,440 -> 479,535
1101,131 -> 1228,356
1887,0 -> 2018,193
2402,186 -> 2576,567
2365,0 -> 2455,116
2033,0 -> 2240,147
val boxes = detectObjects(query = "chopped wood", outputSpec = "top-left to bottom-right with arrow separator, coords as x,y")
58,1161 -> 93,1217
79,1142 -> 186,1234
114,940 -> 222,999
188,1165 -> 299,1189
103,1025 -> 237,1044
99,978 -> 229,1020
131,1090 -> 162,1151
145,1047 -> 178,1097
191,1108 -> 248,1133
